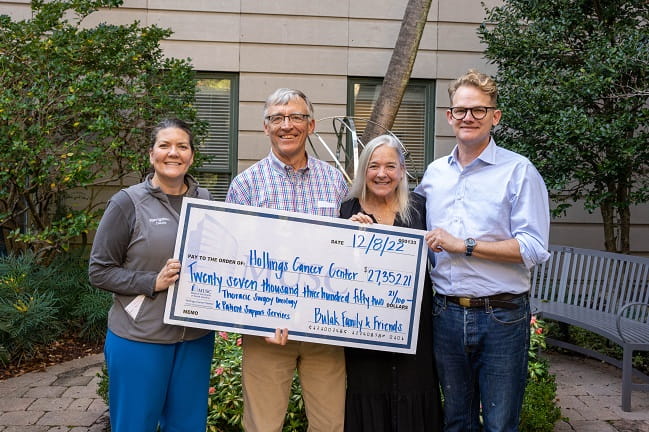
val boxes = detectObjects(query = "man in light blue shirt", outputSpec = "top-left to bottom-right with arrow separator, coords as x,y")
415,70 -> 550,432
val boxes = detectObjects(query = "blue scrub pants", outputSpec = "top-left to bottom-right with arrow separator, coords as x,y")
104,330 -> 215,432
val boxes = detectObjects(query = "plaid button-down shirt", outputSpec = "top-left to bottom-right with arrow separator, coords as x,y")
226,151 -> 348,217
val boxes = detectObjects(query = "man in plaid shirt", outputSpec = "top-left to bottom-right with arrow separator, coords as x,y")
226,88 -> 348,432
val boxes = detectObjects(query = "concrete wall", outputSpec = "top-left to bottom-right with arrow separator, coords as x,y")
2,0 -> 647,253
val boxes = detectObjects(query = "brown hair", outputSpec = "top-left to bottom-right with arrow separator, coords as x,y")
150,118 -> 195,151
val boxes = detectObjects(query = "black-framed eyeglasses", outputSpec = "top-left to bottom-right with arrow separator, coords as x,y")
449,106 -> 496,120
265,113 -> 310,126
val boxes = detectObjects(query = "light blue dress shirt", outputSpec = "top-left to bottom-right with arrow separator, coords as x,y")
414,138 -> 550,297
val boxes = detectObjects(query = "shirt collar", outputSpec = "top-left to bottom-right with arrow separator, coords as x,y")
144,172 -> 197,196
268,150 -> 312,174
447,137 -> 498,167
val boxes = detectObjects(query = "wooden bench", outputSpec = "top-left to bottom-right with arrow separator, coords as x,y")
530,245 -> 649,412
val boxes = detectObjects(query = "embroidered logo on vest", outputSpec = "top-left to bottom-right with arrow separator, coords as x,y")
149,217 -> 171,225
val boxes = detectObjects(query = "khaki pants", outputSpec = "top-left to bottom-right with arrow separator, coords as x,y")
241,335 -> 346,432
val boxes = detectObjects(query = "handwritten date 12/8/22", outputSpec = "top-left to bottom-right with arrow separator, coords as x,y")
351,233 -> 410,256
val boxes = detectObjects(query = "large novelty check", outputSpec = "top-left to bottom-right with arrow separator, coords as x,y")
164,198 -> 428,354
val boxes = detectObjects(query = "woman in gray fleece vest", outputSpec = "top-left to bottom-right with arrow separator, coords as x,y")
89,118 -> 215,432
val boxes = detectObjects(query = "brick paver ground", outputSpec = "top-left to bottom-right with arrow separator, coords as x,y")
1,351 -> 648,431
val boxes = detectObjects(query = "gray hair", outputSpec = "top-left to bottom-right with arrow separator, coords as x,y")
263,88 -> 314,121
348,134 -> 411,225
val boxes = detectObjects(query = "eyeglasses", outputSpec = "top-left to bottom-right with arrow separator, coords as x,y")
265,113 -> 310,126
449,106 -> 496,120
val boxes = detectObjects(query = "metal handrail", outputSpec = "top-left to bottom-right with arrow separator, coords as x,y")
308,116 -> 417,184
616,301 -> 649,343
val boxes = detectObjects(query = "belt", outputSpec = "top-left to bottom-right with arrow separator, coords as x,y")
439,292 -> 526,310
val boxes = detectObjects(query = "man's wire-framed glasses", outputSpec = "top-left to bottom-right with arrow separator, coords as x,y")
265,113 -> 310,126
449,106 -> 496,120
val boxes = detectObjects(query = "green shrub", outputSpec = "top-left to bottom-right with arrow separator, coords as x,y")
527,314 -> 548,381
520,315 -> 562,432
0,251 -> 110,363
72,284 -> 112,340
520,375 -> 562,432
0,0 -> 206,257
206,332 -> 243,430
0,289 -> 62,362
47,251 -> 112,341
97,364 -> 109,404
0,251 -> 63,362
0,344 -> 9,366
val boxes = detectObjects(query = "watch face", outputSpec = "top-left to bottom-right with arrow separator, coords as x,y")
465,238 -> 476,256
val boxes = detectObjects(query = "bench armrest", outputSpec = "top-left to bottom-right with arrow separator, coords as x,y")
616,302 -> 649,343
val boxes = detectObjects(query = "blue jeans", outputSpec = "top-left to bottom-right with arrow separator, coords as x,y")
432,294 -> 530,432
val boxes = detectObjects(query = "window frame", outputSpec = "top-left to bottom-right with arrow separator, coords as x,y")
193,71 -> 239,200
346,77 -> 435,183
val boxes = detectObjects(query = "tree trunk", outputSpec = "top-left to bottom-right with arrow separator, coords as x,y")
616,179 -> 631,254
600,201 -> 617,253
360,0 -> 432,144
618,204 -> 630,254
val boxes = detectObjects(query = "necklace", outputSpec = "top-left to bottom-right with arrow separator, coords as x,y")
361,201 -> 396,224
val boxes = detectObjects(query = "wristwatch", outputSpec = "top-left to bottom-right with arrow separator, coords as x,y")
464,238 -> 476,256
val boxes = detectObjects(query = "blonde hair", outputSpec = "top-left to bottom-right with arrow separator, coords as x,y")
448,69 -> 498,106
348,134 -> 412,225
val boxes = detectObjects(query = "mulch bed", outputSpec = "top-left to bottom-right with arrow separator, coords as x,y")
0,334 -> 104,381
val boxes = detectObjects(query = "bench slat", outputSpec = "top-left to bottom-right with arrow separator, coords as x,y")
532,301 -> 649,345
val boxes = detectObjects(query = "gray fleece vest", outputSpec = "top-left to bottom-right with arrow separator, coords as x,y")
108,177 -> 212,343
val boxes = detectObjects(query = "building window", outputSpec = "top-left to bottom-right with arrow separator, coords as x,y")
347,78 -> 435,183
194,73 -> 238,200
